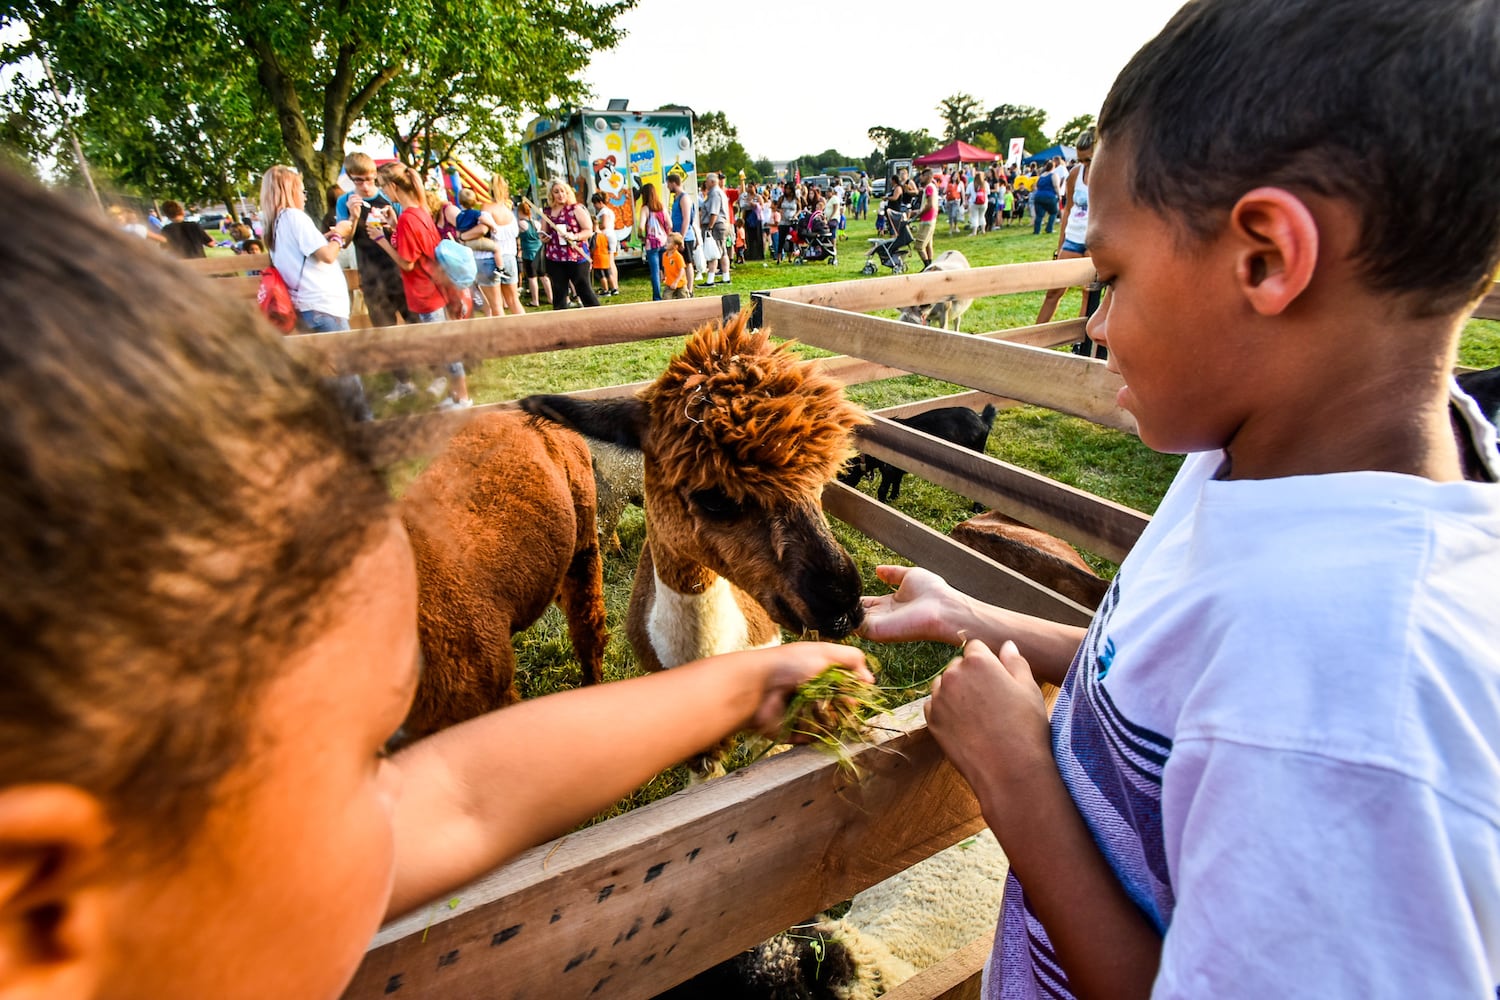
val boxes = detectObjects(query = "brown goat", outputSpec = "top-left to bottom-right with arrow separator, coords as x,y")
520,313 -> 869,675
399,410 -> 607,739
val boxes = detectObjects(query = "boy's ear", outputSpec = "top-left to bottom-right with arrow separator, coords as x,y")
0,785 -> 110,1000
1227,187 -> 1320,316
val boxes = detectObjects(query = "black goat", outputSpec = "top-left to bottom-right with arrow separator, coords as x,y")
1455,365 -> 1500,480
1458,366 -> 1500,426
840,404 -> 997,504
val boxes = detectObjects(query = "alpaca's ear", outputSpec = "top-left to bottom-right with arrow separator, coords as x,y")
519,394 -> 648,451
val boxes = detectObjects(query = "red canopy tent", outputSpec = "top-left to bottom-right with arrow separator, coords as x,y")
913,140 -> 1000,166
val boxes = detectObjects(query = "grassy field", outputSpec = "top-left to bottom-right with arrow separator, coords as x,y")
376,212 -> 1500,820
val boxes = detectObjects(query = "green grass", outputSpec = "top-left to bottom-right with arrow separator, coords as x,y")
384,213 -> 1499,822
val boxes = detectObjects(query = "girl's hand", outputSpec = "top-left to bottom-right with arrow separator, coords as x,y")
925,639 -> 1052,819
726,641 -> 871,735
858,565 -> 965,645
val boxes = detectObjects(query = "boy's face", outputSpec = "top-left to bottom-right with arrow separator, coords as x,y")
346,167 -> 379,202
1086,139 -> 1252,454
106,520 -> 420,999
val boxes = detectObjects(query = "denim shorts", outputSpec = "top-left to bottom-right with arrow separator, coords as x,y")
1061,239 -> 1087,254
498,254 -> 518,286
474,252 -> 500,287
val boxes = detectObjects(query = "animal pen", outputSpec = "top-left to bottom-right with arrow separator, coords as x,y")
193,254 -> 1500,999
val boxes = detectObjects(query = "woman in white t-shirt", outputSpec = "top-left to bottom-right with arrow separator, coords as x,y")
259,165 -> 369,419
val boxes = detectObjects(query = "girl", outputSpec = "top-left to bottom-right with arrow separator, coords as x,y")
0,166 -> 870,1000
517,200 -> 552,308
370,162 -> 473,409
536,179 -> 600,309
1035,129 -> 1095,324
640,181 -> 671,301
260,164 -> 370,421
466,176 -> 525,316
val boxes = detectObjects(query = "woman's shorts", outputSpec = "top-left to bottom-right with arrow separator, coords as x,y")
474,252 -> 500,287
520,254 -> 544,280
499,254 -> 518,286
1061,239 -> 1087,255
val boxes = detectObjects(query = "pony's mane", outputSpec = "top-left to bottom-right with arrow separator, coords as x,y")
644,312 -> 868,500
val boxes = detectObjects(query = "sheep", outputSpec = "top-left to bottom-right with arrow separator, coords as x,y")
586,434 -> 644,550
951,511 -> 1109,608
399,409 -> 607,739
657,830 -> 1010,1000
897,250 -> 973,331
841,404 -> 998,505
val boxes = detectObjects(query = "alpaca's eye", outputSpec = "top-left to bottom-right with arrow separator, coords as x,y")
690,488 -> 739,519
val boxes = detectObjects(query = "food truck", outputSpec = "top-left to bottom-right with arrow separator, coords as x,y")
521,106 -> 698,263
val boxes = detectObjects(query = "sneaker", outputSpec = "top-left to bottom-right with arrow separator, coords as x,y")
437,397 -> 474,411
384,381 -> 417,402
426,376 -> 449,399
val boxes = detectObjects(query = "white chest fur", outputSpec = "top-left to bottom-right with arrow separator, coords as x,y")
647,569 -> 781,668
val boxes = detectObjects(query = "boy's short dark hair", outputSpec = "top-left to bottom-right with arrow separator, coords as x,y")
162,200 -> 184,219
1099,0 -> 1500,315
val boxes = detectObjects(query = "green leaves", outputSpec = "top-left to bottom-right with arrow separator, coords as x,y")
3,0 -> 634,214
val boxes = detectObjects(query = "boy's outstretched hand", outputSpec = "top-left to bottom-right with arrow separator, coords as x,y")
858,564 -> 966,646
925,638 -> 1053,831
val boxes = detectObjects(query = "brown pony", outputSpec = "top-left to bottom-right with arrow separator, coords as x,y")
399,410 -> 606,738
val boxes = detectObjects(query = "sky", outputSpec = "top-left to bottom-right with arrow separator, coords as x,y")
581,0 -> 1191,162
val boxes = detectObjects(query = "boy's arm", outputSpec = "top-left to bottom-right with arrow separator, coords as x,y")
926,640 -> 1161,1000
384,642 -> 869,920
859,565 -> 1084,687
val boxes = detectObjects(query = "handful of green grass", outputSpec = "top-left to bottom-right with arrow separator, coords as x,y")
775,665 -> 888,774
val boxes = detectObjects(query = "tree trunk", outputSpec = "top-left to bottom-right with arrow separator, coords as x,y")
216,171 -> 240,223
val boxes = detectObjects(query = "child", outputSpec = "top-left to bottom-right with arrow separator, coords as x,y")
371,162 -> 473,409
0,166 -> 868,999
859,1 -> 1500,997
589,192 -> 619,296
662,232 -> 690,300
733,218 -> 747,265
159,199 -> 214,259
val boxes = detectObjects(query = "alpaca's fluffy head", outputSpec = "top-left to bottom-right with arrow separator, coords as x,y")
643,312 -> 869,504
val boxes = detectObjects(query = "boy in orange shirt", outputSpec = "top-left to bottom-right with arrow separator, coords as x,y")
662,233 -> 690,299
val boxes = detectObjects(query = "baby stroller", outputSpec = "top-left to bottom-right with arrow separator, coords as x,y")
790,209 -> 838,265
863,205 -> 913,275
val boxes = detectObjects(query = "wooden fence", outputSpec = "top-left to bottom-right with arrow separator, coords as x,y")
197,255 -> 1497,999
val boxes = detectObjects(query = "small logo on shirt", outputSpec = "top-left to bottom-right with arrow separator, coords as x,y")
1097,635 -> 1116,679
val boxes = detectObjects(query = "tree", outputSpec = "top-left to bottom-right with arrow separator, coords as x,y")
978,104 -> 1051,158
972,132 -> 1001,153
1053,113 -> 1096,147
701,138 -> 757,181
4,0 -> 634,217
1,8 -> 280,214
936,93 -> 983,144
867,125 -> 937,161
692,109 -> 739,158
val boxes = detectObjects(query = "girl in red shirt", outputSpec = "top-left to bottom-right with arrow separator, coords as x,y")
369,163 -> 472,408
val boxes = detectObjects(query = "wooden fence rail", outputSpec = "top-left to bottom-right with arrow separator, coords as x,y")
342,702 -> 983,1000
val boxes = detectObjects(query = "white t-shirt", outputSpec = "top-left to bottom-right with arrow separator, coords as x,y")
270,209 -> 350,318
988,387 -> 1500,999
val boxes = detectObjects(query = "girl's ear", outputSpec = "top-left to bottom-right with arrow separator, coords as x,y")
1228,187 -> 1320,315
0,785 -> 111,999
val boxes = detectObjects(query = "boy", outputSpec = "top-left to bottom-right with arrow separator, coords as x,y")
159,200 -> 213,259
662,232 -> 690,300
860,0 -> 1500,997
589,192 -> 619,296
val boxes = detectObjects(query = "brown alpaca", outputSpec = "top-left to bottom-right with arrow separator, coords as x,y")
399,410 -> 607,739
520,313 -> 868,675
